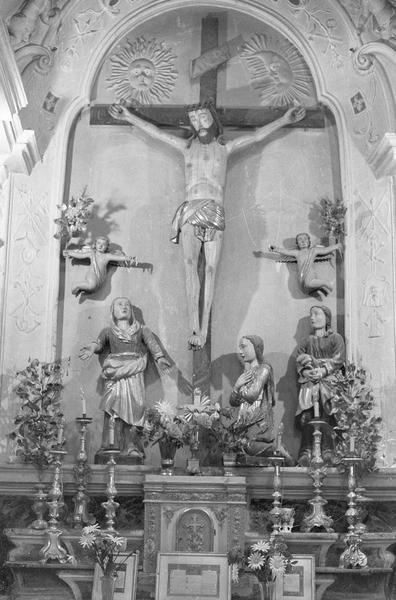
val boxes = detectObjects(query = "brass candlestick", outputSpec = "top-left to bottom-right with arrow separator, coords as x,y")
73,416 -> 93,528
40,449 -> 75,564
31,484 -> 48,530
339,452 -> 368,568
101,446 -> 120,532
301,418 -> 334,533
268,452 -> 284,534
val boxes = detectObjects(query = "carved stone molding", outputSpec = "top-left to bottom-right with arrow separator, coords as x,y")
352,41 -> 396,75
0,19 -> 40,188
368,133 -> 396,178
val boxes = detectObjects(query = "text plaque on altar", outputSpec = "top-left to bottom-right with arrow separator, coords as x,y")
155,553 -> 230,600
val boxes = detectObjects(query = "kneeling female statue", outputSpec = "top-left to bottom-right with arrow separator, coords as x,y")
230,335 -> 275,456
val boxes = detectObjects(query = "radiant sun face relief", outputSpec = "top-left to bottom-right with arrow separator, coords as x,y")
128,58 -> 156,90
242,33 -> 315,107
107,36 -> 178,104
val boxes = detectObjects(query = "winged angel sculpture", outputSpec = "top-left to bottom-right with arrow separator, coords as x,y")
263,232 -> 342,298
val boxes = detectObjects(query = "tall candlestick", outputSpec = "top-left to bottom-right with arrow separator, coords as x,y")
349,435 -> 355,453
80,388 -> 86,417
108,415 -> 115,446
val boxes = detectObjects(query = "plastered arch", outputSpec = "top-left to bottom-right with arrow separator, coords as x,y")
46,0 -> 374,356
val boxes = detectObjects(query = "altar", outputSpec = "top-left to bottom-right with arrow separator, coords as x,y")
1,0 -> 396,599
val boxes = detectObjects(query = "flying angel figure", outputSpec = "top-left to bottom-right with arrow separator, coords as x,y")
265,232 -> 342,298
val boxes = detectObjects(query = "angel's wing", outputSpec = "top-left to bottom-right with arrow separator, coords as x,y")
314,255 -> 333,263
253,250 -> 297,263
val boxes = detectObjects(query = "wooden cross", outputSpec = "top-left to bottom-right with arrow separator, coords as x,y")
90,15 -> 324,397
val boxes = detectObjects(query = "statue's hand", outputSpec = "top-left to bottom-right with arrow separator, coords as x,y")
157,356 -> 172,374
309,367 -> 326,382
297,353 -> 312,367
108,104 -> 132,122
284,105 -> 306,124
79,346 -> 94,360
63,250 -> 70,257
235,371 -> 253,390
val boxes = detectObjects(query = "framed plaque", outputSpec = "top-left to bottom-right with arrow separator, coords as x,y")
155,553 -> 231,600
92,551 -> 139,600
275,554 -> 315,600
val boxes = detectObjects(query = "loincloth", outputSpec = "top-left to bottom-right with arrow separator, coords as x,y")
170,199 -> 225,244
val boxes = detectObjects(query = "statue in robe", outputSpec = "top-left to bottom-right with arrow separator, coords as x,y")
295,305 -> 345,466
108,101 -> 305,350
79,297 -> 171,457
229,335 -> 275,456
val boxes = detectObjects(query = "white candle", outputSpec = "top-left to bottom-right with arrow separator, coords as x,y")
80,388 -> 87,417
57,421 -> 64,445
349,435 -> 355,453
277,423 -> 284,452
313,400 -> 320,418
193,387 -> 201,406
109,415 -> 115,446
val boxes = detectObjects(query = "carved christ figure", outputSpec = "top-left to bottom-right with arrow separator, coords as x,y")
109,101 -> 305,349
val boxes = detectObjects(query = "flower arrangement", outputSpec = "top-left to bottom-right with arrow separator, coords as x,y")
182,393 -> 221,453
228,536 -> 294,585
332,362 -> 382,472
79,524 -> 128,576
143,400 -> 185,449
191,401 -> 265,455
319,196 -> 346,241
54,187 -> 94,242
10,358 -> 69,471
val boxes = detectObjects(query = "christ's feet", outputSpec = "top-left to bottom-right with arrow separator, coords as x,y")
188,332 -> 204,350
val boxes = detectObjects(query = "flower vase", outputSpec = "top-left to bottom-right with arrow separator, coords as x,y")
101,574 -> 116,600
263,580 -> 276,600
158,438 -> 177,475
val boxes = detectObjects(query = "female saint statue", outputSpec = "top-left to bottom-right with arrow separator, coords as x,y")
79,297 -> 171,457
230,335 -> 275,455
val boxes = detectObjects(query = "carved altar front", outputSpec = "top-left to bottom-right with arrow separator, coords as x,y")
143,475 -> 247,572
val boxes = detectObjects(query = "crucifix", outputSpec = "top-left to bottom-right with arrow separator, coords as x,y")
91,14 -> 324,395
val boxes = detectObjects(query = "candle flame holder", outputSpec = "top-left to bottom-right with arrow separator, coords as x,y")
101,446 -> 120,532
339,453 -> 368,568
40,449 -> 75,564
301,418 -> 334,533
268,452 -> 284,534
73,416 -> 93,528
